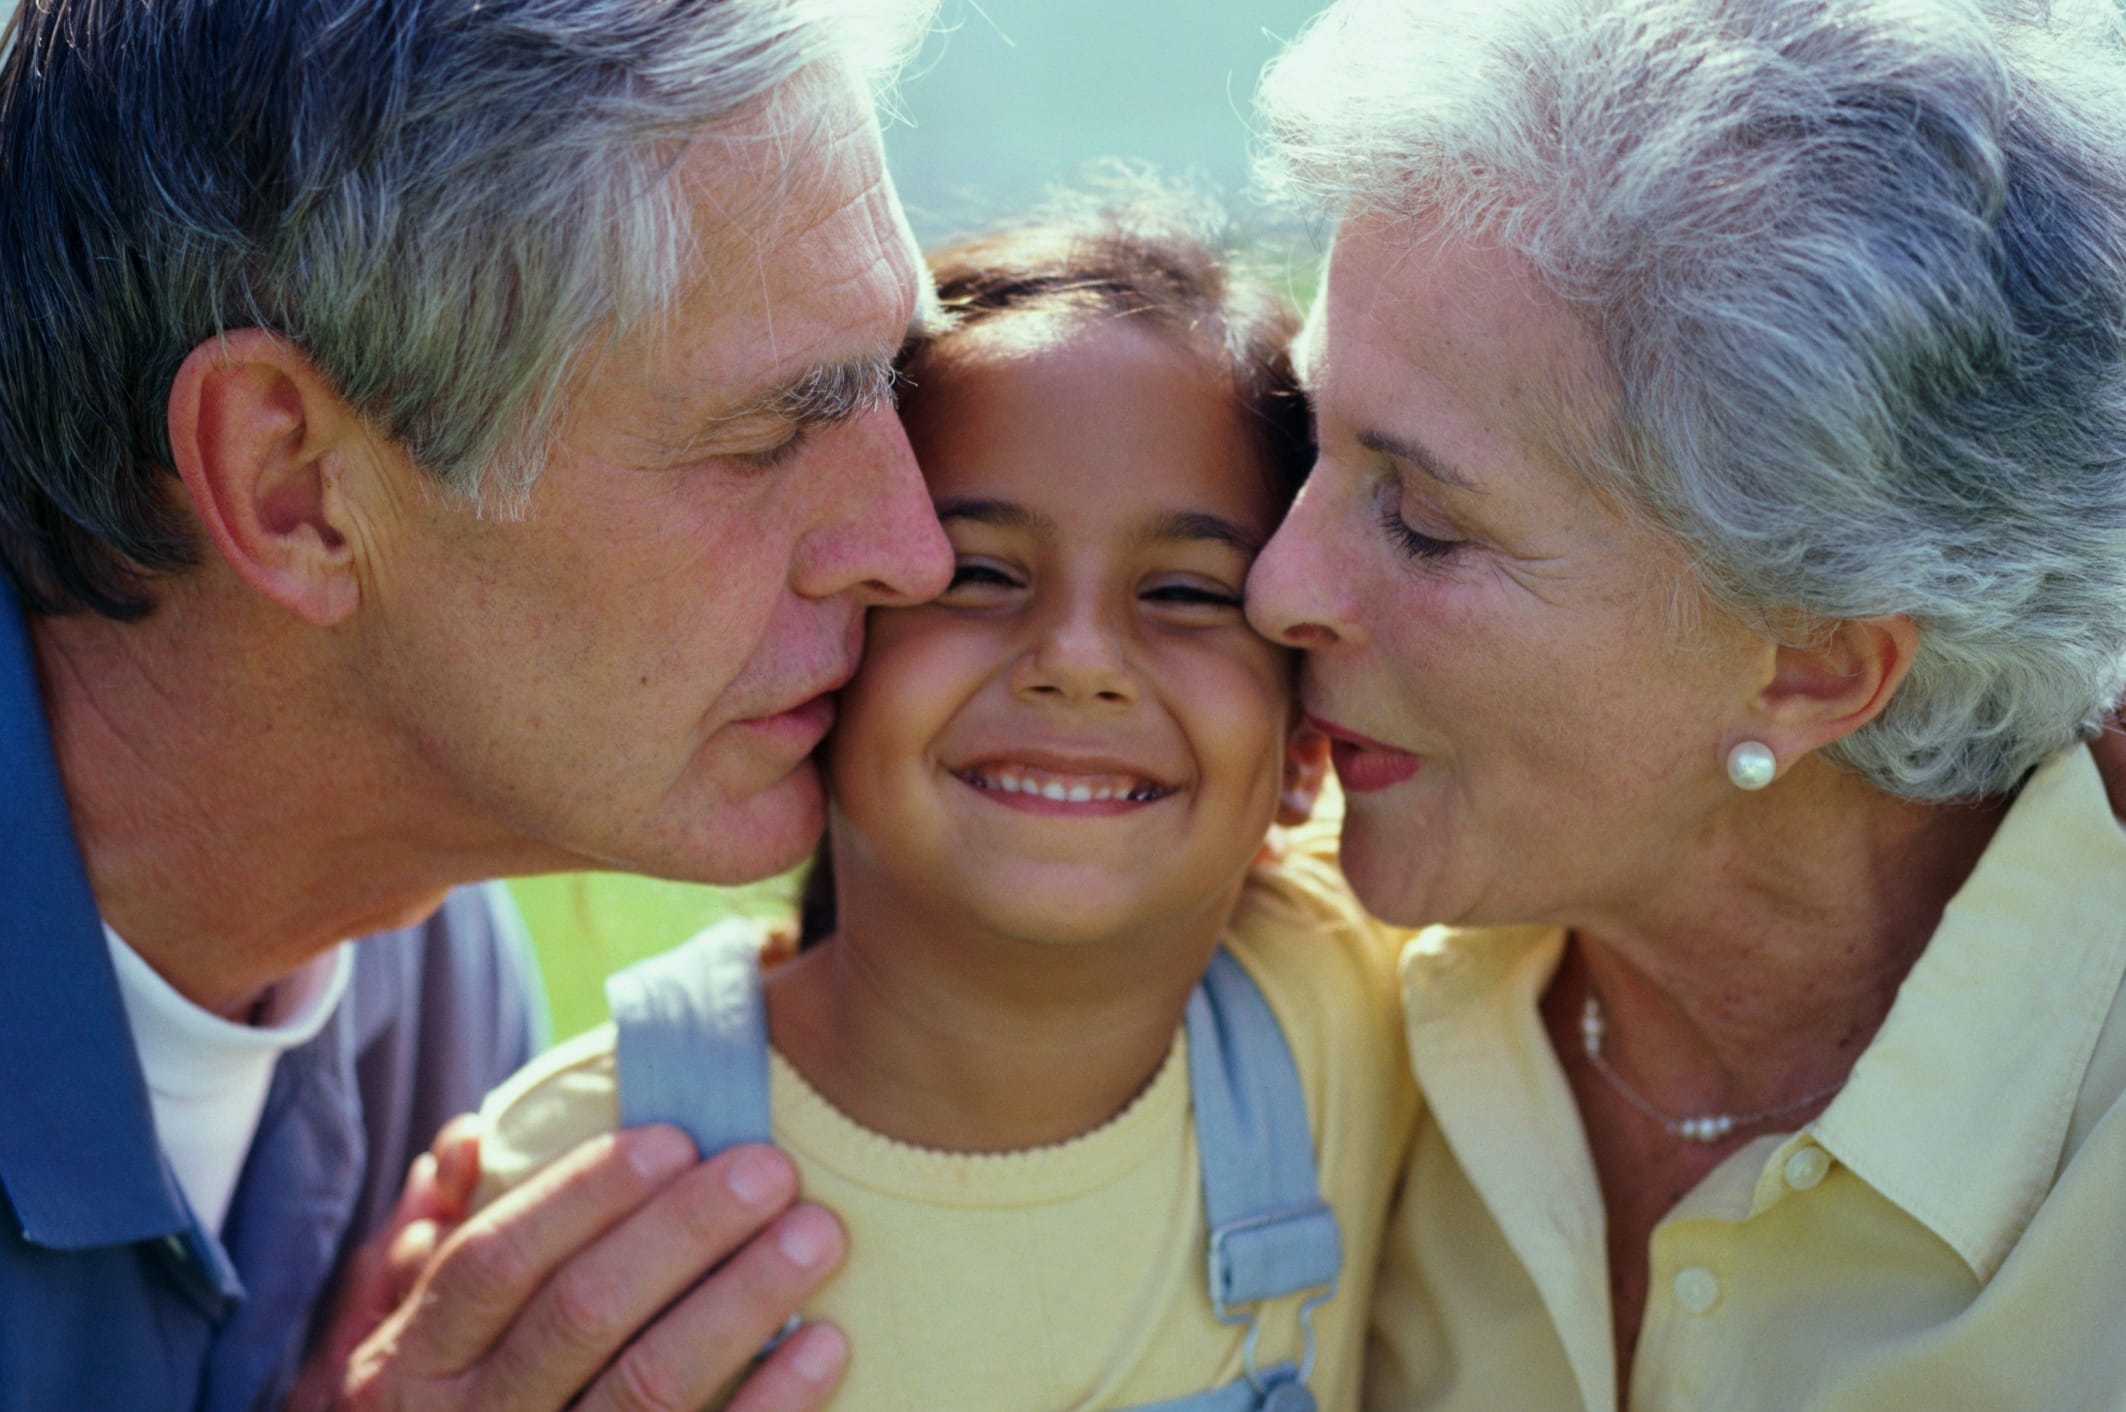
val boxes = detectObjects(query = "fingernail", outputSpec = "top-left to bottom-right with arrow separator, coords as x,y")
789,1324 -> 847,1384
725,1147 -> 790,1207
776,1205 -> 837,1270
626,1126 -> 697,1180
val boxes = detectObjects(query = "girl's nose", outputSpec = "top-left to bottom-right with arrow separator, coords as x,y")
1010,606 -> 1139,706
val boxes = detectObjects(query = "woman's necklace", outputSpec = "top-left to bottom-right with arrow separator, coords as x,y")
1578,993 -> 1848,1144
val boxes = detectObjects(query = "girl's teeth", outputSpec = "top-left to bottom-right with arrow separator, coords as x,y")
969,767 -> 1163,801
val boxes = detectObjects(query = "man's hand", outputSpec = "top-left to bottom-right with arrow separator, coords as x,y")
286,1117 -> 485,1412
292,1125 -> 848,1412
2096,705 -> 2126,822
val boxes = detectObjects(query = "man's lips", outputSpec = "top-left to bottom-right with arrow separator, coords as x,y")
1308,714 -> 1423,793
733,654 -> 859,750
733,690 -> 838,752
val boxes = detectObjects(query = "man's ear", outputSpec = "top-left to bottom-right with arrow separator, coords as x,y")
167,329 -> 364,627
1750,615 -> 1919,770
1278,723 -> 1331,827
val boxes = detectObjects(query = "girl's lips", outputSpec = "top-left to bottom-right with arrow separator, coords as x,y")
1309,715 -> 1424,794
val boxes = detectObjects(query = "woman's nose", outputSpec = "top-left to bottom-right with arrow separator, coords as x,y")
1246,475 -> 1357,650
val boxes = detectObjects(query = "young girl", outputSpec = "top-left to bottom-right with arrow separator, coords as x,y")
474,189 -> 1416,1412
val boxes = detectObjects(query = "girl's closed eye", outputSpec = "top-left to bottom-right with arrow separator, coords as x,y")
1142,578 -> 1246,613
941,558 -> 1023,599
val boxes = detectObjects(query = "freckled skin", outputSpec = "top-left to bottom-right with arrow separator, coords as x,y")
1246,217 -> 1766,931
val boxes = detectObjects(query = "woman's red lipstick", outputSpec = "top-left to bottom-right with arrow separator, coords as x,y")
1309,715 -> 1423,793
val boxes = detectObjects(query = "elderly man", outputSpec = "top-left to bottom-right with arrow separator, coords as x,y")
0,1 -> 947,1408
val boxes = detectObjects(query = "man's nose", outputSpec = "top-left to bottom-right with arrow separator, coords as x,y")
797,406 -> 953,606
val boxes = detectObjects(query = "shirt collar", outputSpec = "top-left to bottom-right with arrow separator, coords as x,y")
0,582 -> 190,1248
1811,748 -> 2126,1282
1399,923 -> 1615,1412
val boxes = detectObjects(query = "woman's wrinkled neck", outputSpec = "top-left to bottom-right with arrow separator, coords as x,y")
1557,752 -> 2012,1112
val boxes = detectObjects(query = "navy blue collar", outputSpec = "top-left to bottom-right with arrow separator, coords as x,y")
0,580 -> 189,1249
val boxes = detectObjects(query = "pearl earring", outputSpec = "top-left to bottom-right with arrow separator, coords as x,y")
1726,740 -> 1776,791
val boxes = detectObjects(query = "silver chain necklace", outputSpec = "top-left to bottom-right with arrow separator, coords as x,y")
1578,993 -> 1848,1144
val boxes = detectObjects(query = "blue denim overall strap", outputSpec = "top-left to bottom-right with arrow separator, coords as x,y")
607,919 -> 772,1156
1125,948 -> 1341,1412
607,919 -> 799,1358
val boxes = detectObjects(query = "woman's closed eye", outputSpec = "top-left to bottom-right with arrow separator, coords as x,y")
1375,483 -> 1465,563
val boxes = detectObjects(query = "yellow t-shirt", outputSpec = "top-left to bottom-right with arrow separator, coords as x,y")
1368,747 -> 2126,1412
478,833 -> 1416,1412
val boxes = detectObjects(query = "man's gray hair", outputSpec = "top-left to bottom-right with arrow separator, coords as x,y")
0,0 -> 936,619
1259,0 -> 2126,802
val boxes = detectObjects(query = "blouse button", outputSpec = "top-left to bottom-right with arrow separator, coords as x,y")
1783,1144 -> 1831,1191
1673,1265 -> 1721,1314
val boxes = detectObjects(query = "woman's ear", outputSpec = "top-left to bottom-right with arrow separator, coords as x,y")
2094,705 -> 2126,823
166,329 -> 365,627
1752,615 -> 1919,764
1278,722 -> 1331,827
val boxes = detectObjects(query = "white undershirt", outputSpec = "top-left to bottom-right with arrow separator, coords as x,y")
103,925 -> 352,1236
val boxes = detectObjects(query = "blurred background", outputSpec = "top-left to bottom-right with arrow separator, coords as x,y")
889,0 -> 1323,241
513,0 -> 1330,1037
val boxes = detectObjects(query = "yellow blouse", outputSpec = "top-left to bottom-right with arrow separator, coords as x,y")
1371,748 -> 2126,1412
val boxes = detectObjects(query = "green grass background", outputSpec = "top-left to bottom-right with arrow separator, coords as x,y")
507,870 -> 803,1040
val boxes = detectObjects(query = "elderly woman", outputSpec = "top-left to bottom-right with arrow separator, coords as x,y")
1244,0 -> 2126,1408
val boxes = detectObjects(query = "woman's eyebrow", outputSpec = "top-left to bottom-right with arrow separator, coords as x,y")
1360,427 -> 1480,493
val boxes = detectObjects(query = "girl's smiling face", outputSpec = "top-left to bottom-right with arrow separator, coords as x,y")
824,315 -> 1296,947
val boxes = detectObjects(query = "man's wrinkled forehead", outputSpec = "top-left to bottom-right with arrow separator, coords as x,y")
591,60 -> 925,456
689,61 -> 881,239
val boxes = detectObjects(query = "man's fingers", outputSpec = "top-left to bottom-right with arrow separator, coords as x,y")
285,1137 -> 466,1411
386,1216 -> 448,1307
720,1323 -> 849,1412
568,1200 -> 847,1412
477,1146 -> 822,1412
405,1126 -> 702,1374
428,1114 -> 484,1222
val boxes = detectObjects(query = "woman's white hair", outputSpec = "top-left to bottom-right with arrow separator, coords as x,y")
1259,0 -> 2126,801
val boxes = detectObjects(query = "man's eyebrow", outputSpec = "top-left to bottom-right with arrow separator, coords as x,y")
725,348 -> 904,429
1143,510 -> 1265,557
933,496 -> 1052,533
1359,428 -> 1480,493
